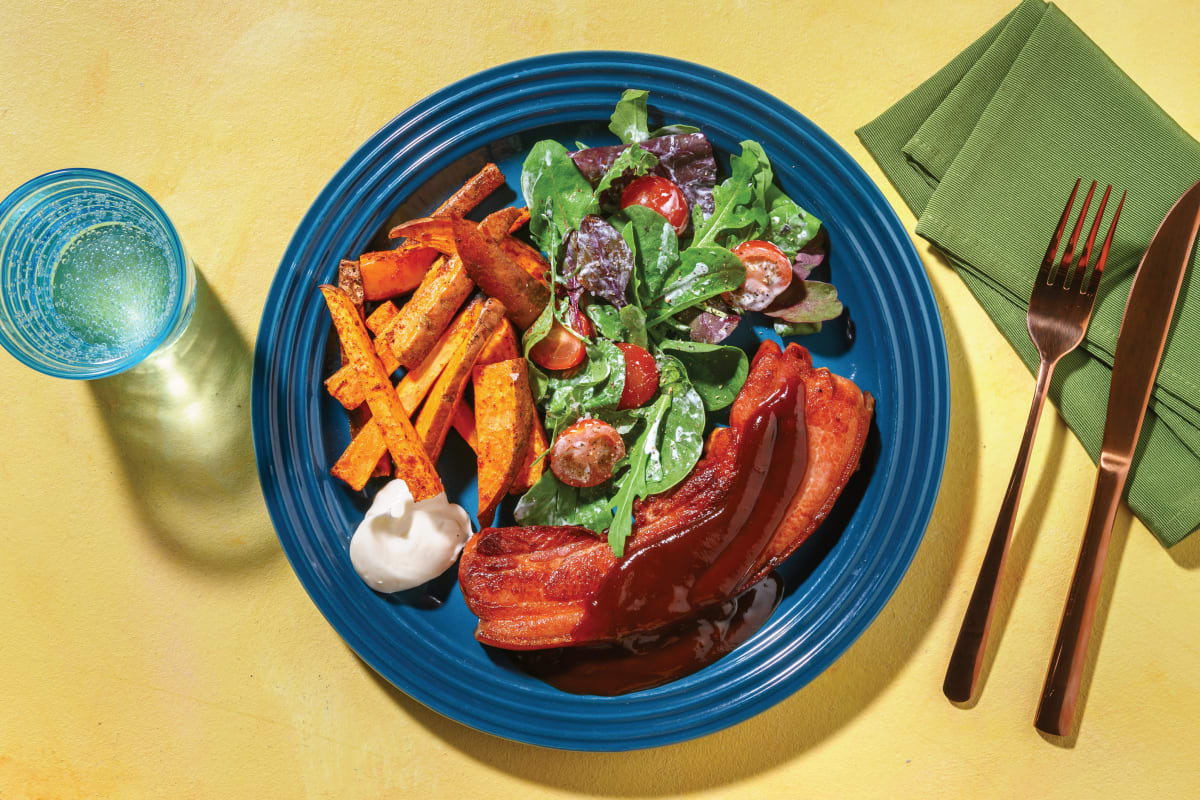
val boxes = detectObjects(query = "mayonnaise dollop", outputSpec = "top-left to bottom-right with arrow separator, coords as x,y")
349,480 -> 472,593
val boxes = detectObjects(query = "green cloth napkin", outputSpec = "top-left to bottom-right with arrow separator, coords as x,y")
857,0 -> 1200,546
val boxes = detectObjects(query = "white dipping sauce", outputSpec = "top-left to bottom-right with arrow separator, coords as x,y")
349,480 -> 472,593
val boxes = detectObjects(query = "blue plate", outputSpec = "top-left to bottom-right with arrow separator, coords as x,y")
252,52 -> 948,751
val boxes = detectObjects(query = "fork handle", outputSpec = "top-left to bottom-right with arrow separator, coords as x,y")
944,358 -> 1056,703
1034,464 -> 1127,735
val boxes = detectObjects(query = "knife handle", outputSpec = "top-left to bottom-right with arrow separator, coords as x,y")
1034,464 -> 1127,736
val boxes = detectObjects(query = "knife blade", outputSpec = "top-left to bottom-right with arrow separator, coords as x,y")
1035,178 -> 1200,736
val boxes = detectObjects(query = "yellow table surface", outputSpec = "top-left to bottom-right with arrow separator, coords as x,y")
3,1 -> 1198,797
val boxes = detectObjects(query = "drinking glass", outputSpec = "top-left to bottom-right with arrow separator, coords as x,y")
0,169 -> 196,379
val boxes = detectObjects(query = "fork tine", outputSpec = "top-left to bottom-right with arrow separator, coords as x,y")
1041,178 -> 1081,285
1059,181 -> 1097,290
1086,190 -> 1125,296
1074,185 -> 1112,292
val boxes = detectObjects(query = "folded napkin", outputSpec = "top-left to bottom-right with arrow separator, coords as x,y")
857,0 -> 1200,546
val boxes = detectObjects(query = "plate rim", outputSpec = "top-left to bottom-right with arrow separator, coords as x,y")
252,50 -> 949,751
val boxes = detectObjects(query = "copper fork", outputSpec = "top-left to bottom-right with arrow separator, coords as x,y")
944,179 -> 1124,703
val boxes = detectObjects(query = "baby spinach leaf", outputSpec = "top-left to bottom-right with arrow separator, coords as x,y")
621,204 -> 678,307
521,140 -> 596,250
514,470 -> 615,533
608,89 -> 651,144
619,305 -> 648,349
586,303 -> 628,341
657,340 -> 748,411
522,299 -> 556,360
647,246 -> 745,325
642,355 -> 705,494
541,339 -> 626,436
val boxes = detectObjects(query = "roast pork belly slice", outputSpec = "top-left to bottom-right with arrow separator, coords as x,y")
458,341 -> 873,650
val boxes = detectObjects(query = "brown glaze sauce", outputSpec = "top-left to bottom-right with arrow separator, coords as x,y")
512,573 -> 784,695
573,365 -> 807,643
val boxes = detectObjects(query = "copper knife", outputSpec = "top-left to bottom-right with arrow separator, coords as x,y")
1035,178 -> 1200,736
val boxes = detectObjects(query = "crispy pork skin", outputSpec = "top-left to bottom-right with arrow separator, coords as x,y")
458,341 -> 874,649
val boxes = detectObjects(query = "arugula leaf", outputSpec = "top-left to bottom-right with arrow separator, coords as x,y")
657,340 -> 748,411
621,204 -> 678,307
647,246 -> 745,325
608,89 -> 651,144
690,140 -> 772,249
642,355 -> 705,494
593,143 -> 658,207
764,185 -> 822,259
606,393 -> 671,555
619,305 -> 648,349
521,140 -> 596,250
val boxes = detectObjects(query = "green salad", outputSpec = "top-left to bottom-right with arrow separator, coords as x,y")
514,90 -> 841,555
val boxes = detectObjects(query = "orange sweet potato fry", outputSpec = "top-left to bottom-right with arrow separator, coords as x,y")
365,301 -> 399,334
388,218 -> 458,254
479,207 -> 526,238
452,401 -> 478,451
511,409 -> 548,494
325,305 -> 402,410
390,216 -> 550,282
477,319 -> 520,365
319,285 -> 442,500
507,207 -> 530,234
395,297 -> 484,413
435,163 -> 505,217
359,249 -> 438,300
472,359 -> 533,523
332,306 -> 482,480
450,218 -> 550,329
332,415 -> 389,491
414,298 -> 506,461
380,254 -> 474,369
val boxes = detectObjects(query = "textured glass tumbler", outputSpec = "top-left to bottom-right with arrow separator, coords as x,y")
0,169 -> 196,379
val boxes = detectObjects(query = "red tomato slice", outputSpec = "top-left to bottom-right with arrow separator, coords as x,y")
619,176 -> 689,236
722,240 -> 793,311
550,418 -> 626,488
616,342 -> 660,410
530,319 -> 587,371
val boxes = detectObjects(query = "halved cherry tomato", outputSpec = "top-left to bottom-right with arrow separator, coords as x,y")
529,318 -> 588,371
722,240 -> 793,311
620,176 -> 689,236
550,418 -> 626,488
616,342 -> 659,410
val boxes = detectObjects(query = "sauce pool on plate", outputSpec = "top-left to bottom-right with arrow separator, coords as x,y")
509,573 -> 783,696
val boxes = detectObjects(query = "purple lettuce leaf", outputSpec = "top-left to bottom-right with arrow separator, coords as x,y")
564,215 -> 634,308
570,133 -> 717,218
765,280 -> 843,324
689,308 -> 742,343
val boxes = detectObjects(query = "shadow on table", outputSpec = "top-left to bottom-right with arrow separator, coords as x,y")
356,273 -> 981,794
89,269 -> 279,571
